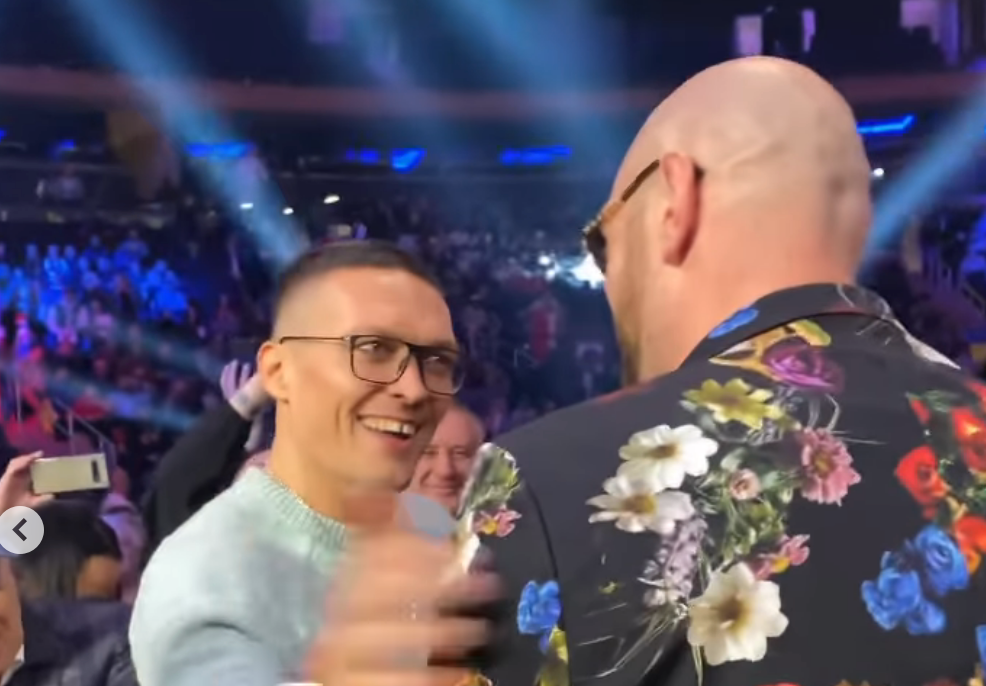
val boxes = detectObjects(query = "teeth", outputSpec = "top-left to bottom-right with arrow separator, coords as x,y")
361,417 -> 417,436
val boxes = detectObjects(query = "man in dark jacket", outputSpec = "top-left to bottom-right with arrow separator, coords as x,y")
463,57 -> 986,686
141,361 -> 267,558
0,556 -> 137,686
11,596 -> 137,686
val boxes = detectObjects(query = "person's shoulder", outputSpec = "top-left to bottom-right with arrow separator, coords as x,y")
494,362 -> 717,462
130,483 -> 276,681
26,599 -> 131,640
136,482 -> 267,608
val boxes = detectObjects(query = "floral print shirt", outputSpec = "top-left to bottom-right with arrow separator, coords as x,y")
458,284 -> 986,686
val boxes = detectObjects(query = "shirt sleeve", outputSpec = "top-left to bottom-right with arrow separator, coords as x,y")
141,401 -> 251,559
457,444 -> 566,686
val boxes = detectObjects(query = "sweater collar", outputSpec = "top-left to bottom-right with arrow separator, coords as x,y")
237,468 -> 348,553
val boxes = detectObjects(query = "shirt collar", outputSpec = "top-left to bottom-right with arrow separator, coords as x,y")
683,283 -> 899,366
1,645 -> 24,686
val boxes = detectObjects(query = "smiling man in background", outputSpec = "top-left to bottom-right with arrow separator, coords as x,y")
130,241 -> 469,686
408,403 -> 485,513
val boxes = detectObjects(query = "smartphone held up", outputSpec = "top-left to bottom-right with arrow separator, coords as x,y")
29,453 -> 110,495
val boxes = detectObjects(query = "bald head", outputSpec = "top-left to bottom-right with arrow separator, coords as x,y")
618,57 -> 870,238
601,58 -> 873,383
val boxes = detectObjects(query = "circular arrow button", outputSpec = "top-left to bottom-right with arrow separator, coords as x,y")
0,506 -> 44,555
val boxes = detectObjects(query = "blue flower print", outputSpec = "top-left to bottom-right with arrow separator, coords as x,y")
517,580 -> 562,652
977,625 -> 986,665
708,307 -> 758,339
861,552 -> 926,631
907,525 -> 969,597
903,596 -> 946,635
861,527 -> 966,636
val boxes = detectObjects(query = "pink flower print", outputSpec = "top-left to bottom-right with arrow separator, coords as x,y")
728,469 -> 761,501
750,535 -> 811,579
474,507 -> 522,537
797,428 -> 861,505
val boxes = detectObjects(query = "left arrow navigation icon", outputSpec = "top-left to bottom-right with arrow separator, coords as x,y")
0,506 -> 43,554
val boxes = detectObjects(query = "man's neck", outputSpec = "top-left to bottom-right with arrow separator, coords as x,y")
267,440 -> 347,522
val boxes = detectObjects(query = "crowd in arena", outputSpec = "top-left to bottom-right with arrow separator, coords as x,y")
0,172 -> 627,502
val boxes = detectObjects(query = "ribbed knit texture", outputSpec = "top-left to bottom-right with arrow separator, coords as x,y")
130,468 -> 454,686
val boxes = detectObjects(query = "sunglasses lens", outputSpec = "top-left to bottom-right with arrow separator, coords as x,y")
585,226 -> 606,274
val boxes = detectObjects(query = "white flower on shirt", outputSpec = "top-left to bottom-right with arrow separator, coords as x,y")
686,563 -> 789,666
618,424 -> 719,492
587,475 -> 694,535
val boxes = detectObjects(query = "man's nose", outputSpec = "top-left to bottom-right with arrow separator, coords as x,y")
432,449 -> 458,478
389,357 -> 431,404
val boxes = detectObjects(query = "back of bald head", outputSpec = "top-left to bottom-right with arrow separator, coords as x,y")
620,57 -> 872,265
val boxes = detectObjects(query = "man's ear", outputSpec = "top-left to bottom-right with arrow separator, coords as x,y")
257,340 -> 289,403
658,152 -> 702,267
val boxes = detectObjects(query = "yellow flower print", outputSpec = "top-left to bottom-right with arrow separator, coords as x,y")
683,379 -> 785,431
537,627 -> 570,686
789,320 -> 831,346
454,672 -> 493,686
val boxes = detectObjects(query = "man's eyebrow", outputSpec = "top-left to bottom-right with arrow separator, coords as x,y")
352,328 -> 459,352
426,340 -> 461,353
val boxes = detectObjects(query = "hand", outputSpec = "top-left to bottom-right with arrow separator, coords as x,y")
219,360 -> 269,421
305,493 -> 499,686
0,452 -> 52,512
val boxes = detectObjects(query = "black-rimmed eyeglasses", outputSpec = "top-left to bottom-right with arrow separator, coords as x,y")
278,334 -> 465,396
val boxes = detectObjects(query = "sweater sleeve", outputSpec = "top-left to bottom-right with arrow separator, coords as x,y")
130,528 -> 288,686
141,401 -> 252,558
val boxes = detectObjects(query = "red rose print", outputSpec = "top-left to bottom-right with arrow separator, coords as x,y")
952,408 -> 986,473
908,396 -> 931,424
967,379 -> 986,407
955,515 -> 986,574
895,446 -> 948,510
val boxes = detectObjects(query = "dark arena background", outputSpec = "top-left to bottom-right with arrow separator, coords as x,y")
0,0 -> 982,614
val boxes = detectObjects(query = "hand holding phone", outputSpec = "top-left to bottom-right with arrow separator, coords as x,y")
0,452 -> 53,511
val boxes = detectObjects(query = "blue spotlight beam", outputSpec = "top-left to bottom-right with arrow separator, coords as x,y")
870,92 -> 986,259
64,0 -> 308,269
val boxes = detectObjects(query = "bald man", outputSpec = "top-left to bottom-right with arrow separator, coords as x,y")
469,58 -> 986,686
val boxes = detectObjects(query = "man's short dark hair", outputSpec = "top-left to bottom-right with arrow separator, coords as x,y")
272,240 -> 441,325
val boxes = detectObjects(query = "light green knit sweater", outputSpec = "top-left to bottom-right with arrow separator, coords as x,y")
130,468 -> 453,686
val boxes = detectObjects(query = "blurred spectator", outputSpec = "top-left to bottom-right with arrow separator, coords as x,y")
100,468 -> 146,605
12,501 -> 123,602
0,452 -> 138,686
407,403 -> 485,513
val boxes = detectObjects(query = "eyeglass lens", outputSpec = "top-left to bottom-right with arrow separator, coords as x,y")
350,335 -> 462,394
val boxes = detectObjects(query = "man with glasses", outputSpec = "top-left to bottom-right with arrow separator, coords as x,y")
130,241 -> 495,686
472,57 -> 986,686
